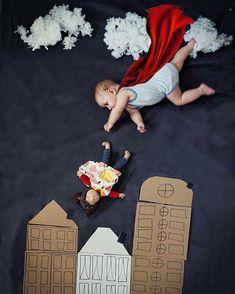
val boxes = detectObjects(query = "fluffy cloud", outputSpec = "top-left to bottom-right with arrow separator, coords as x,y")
16,5 -> 93,51
104,12 -> 151,60
184,16 -> 233,58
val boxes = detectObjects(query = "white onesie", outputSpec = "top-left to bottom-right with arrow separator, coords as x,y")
121,63 -> 179,109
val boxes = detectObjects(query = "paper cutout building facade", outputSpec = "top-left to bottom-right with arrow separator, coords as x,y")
23,200 -> 78,294
76,227 -> 131,294
131,176 -> 193,294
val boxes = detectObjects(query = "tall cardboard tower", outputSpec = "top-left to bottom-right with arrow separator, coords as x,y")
131,176 -> 193,294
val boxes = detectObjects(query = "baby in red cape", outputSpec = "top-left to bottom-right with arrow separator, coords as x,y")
95,5 -> 215,133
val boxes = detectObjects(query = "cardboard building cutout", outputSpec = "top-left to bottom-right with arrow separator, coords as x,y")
24,200 -> 78,294
76,227 -> 131,294
131,176 -> 193,294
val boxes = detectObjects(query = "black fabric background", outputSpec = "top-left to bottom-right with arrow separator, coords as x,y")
0,0 -> 235,293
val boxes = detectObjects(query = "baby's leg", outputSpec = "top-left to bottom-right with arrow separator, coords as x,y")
113,151 -> 131,170
102,141 -> 111,164
170,39 -> 195,72
167,84 -> 215,106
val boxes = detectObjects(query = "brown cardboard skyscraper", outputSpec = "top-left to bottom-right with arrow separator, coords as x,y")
23,200 -> 78,294
131,176 -> 193,294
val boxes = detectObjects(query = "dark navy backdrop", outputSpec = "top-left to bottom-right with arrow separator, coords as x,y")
0,0 -> 235,293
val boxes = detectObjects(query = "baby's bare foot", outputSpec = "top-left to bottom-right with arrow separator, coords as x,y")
199,84 -> 216,96
102,141 -> 111,149
124,150 -> 131,160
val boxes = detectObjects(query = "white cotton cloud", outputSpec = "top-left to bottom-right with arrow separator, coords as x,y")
104,12 -> 151,60
184,16 -> 233,58
15,5 -> 93,51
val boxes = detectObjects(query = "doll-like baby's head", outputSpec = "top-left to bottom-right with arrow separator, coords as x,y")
86,189 -> 100,205
74,189 -> 100,216
95,79 -> 120,110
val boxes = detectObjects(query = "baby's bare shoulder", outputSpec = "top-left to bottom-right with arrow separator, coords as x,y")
117,88 -> 131,96
117,88 -> 134,101
116,90 -> 130,106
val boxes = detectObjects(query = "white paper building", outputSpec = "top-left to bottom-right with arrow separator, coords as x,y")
76,227 -> 131,294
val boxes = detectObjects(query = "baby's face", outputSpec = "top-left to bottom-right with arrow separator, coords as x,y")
86,189 -> 100,205
97,90 -> 116,110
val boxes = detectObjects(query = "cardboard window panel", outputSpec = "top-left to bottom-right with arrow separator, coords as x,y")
133,203 -> 191,259
24,252 -> 51,294
51,254 -> 77,288
27,226 -> 78,252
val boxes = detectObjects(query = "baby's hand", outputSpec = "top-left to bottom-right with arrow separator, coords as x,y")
119,193 -> 125,199
77,171 -> 82,177
137,122 -> 146,133
104,122 -> 113,132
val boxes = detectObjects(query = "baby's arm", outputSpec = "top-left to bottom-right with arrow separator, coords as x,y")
109,191 -> 125,198
126,107 -> 146,133
104,92 -> 129,132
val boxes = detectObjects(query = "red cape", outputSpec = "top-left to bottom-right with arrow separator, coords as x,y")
119,4 -> 193,88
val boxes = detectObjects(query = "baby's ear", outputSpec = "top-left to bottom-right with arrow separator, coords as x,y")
108,87 -> 117,95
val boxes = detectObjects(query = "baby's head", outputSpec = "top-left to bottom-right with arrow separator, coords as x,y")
74,189 -> 100,216
95,79 -> 120,110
